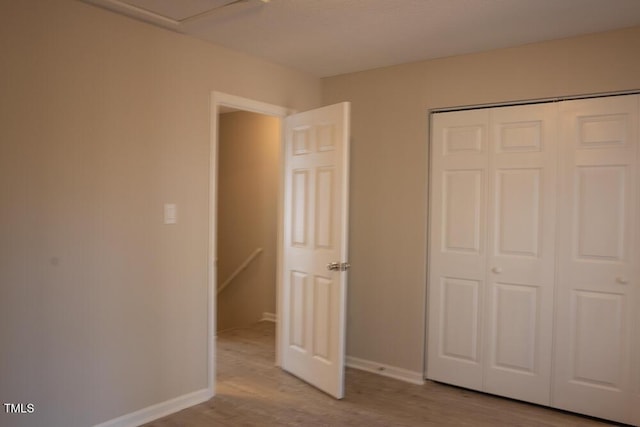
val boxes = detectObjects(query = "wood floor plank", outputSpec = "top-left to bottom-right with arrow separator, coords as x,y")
143,322 -> 615,426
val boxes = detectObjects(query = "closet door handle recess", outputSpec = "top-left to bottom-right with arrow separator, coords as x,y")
491,267 -> 503,274
616,276 -> 629,284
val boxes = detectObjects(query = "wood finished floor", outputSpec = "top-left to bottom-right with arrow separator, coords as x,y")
144,322 -> 615,426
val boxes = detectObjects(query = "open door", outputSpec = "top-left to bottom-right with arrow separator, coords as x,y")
280,102 -> 351,398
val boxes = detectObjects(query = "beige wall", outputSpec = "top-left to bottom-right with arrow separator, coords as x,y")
0,1 -> 320,426
217,112 -> 280,331
3,1 -> 640,424
323,26 -> 640,374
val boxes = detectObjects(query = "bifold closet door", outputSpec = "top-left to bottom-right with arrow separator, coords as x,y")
429,94 -> 639,424
427,104 -> 557,405
553,95 -> 639,425
483,104 -> 557,405
427,109 -> 489,390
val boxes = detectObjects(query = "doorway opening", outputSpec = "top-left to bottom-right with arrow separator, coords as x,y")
208,92 -> 290,395
209,93 -> 351,400
216,109 -> 280,332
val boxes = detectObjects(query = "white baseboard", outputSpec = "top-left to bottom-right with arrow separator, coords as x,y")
93,388 -> 212,427
261,312 -> 276,322
346,355 -> 425,386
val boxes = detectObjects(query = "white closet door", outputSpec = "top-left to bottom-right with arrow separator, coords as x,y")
483,104 -> 557,405
427,109 -> 489,390
554,95 -> 638,424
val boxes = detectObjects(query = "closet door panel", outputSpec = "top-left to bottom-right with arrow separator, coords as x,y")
427,109 -> 488,389
554,95 -> 638,425
428,95 -> 638,425
494,168 -> 541,256
442,170 -> 483,254
483,104 -> 557,405
440,277 -> 481,362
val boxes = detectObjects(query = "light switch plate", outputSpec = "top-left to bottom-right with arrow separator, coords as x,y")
164,203 -> 177,224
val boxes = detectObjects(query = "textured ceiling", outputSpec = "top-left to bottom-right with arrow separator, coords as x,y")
84,0 -> 640,77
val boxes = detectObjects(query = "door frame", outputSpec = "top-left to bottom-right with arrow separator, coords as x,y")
208,92 -> 292,396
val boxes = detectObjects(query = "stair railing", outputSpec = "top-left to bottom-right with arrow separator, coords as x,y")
217,247 -> 264,294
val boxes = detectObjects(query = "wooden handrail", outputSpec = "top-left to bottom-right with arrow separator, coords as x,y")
217,247 -> 263,294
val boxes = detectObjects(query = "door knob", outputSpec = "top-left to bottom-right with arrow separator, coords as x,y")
616,276 -> 629,284
491,267 -> 503,274
327,262 -> 350,272
327,262 -> 340,271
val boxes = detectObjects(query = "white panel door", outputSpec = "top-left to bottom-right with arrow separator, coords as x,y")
427,109 -> 489,390
554,95 -> 638,424
281,102 -> 350,399
483,104 -> 557,405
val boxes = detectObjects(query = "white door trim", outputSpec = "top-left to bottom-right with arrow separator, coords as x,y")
208,92 -> 292,397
